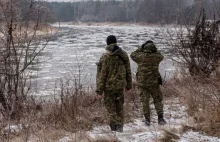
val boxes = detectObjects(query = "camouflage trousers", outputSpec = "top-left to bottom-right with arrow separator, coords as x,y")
104,90 -> 124,125
139,86 -> 164,120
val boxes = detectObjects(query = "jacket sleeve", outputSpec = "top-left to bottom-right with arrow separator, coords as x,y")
130,48 -> 145,64
124,52 -> 132,90
158,52 -> 164,61
96,55 -> 108,95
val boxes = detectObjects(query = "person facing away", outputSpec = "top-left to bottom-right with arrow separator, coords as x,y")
96,35 -> 132,132
130,40 -> 166,126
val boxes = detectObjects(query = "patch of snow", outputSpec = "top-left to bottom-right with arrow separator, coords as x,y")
84,98 -> 219,141
87,98 -> 189,141
59,137 -> 72,142
4,124 -> 23,133
180,131 -> 220,142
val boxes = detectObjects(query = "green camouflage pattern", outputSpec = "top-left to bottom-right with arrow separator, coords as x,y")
96,45 -> 132,94
140,87 -> 163,119
130,44 -> 164,88
130,43 -> 164,119
143,43 -> 157,53
104,90 -> 124,125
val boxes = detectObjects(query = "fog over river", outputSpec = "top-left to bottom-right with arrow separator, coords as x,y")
28,24 -> 176,96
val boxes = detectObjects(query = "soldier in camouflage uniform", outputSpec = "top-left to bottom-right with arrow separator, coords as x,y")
96,35 -> 132,132
130,40 -> 166,126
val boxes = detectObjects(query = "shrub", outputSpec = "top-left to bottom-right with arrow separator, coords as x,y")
171,9 -> 220,77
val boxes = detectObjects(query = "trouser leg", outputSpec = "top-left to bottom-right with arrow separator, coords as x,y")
140,88 -> 151,120
115,91 -> 124,125
151,86 -> 164,116
104,91 -> 117,126
104,90 -> 124,131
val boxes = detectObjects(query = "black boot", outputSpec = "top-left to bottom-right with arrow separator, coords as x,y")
144,114 -> 151,126
145,118 -> 151,126
158,114 -> 166,125
116,124 -> 123,132
110,124 -> 117,131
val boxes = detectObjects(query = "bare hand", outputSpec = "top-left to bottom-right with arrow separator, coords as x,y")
97,95 -> 103,100
125,89 -> 131,94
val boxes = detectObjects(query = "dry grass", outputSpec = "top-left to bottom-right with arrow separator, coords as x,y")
165,72 -> 220,137
38,89 -> 141,133
0,84 -> 142,141
159,128 -> 180,142
180,124 -> 197,133
40,94 -> 108,132
160,78 -> 181,98
2,69 -> 220,140
158,68 -> 220,139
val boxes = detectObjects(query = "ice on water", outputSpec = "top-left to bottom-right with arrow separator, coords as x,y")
29,24 -> 176,96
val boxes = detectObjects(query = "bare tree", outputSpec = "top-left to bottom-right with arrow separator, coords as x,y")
0,0 -> 53,118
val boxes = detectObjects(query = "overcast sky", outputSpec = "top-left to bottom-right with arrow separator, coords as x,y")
41,0 -> 87,2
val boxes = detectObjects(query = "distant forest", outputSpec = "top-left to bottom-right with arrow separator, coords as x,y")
45,0 -> 220,24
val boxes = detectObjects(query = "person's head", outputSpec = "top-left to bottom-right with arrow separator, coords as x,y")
145,40 -> 153,44
142,40 -> 157,53
106,35 -> 117,45
142,40 -> 153,49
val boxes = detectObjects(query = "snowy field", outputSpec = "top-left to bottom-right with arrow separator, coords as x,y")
29,24 -> 176,96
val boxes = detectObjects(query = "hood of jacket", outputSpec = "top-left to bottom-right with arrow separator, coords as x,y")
105,44 -> 123,56
143,43 -> 157,53
105,44 -> 128,62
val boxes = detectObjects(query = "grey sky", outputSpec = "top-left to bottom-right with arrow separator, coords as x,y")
42,0 -> 194,6
41,0 -> 83,2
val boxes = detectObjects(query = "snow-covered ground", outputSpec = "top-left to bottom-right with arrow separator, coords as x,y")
180,132 -> 220,142
4,97 -> 220,141
55,98 -> 219,142
87,99 -> 184,141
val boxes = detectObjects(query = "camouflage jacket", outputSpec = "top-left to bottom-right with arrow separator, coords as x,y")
96,45 -> 132,94
130,43 -> 164,88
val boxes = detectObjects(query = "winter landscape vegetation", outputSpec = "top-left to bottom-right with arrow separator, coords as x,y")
0,0 -> 220,141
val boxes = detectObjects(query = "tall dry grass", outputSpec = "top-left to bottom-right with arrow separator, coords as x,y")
0,81 -> 142,141
167,71 -> 220,137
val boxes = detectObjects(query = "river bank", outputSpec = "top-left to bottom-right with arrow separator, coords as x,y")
53,21 -> 176,27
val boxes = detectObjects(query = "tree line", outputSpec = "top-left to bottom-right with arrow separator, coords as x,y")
44,0 -> 220,24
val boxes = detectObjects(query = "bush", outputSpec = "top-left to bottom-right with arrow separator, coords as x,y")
172,9 -> 220,77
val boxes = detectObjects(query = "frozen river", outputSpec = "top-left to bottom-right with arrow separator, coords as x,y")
28,24 -> 176,96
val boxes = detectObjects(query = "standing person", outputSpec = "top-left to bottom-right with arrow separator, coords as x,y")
96,35 -> 132,132
130,40 -> 166,126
